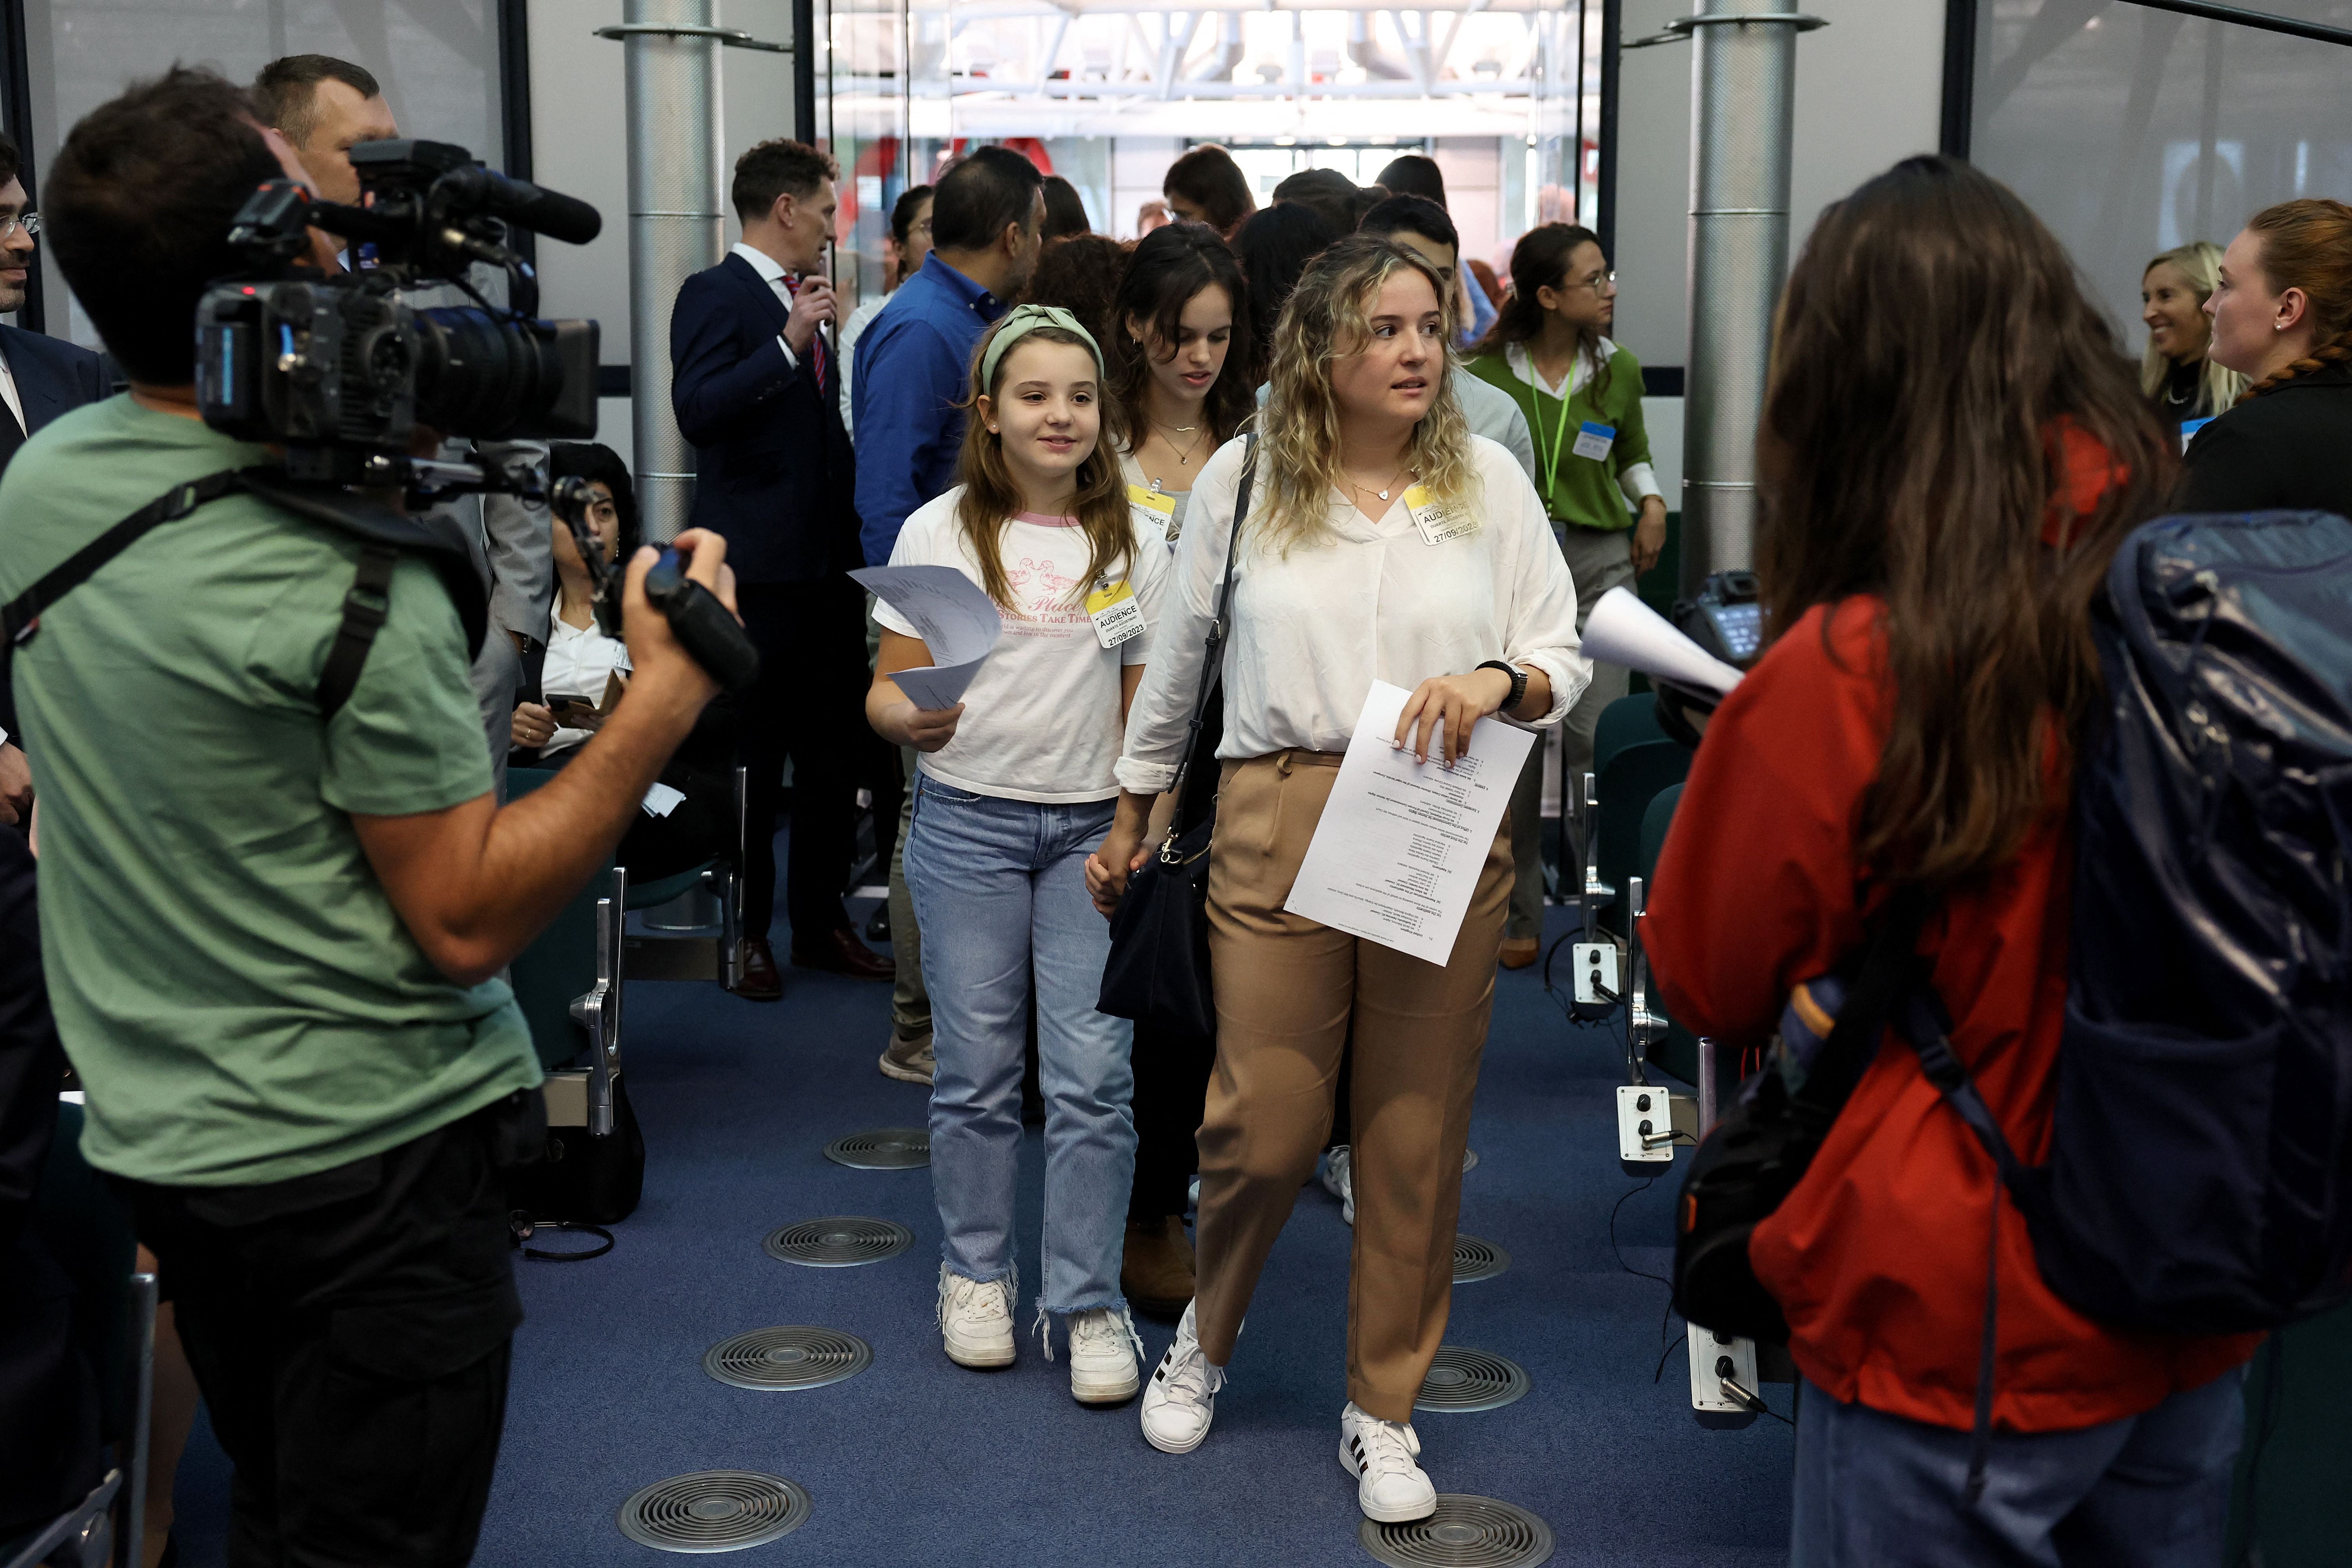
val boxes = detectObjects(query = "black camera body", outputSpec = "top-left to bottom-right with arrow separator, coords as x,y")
195,140 -> 600,487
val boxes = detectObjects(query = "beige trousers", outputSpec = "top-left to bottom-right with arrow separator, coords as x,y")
1191,749 -> 1513,1421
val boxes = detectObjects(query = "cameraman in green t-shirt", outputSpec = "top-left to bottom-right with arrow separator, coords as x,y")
0,69 -> 728,1564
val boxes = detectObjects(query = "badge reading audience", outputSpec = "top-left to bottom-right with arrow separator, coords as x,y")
1402,485 -> 1476,547
1085,578 -> 1145,649
1128,482 -> 1182,545
1572,421 -> 1617,462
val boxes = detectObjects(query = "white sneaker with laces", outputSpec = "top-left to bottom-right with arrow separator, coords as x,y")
1065,1307 -> 1144,1404
1322,1146 -> 1355,1225
937,1264 -> 1016,1369
1338,1401 -> 1438,1523
1139,1301 -> 1225,1453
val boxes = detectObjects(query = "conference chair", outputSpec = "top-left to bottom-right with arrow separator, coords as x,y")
1626,782 -> 1704,1089
1578,696 -> 1692,942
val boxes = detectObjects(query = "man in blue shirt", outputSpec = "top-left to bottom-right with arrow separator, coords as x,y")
852,147 -> 1044,568
850,146 -> 1044,1082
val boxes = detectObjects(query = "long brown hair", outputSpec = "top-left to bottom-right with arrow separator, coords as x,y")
1257,235 -> 1476,555
954,319 -> 1134,610
1108,221 -> 1254,450
2238,198 -> 2352,401
1477,223 -> 1612,402
1759,155 -> 2173,890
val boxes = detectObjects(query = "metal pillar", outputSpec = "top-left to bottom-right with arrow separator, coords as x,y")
615,0 -> 726,544
1678,0 -> 1821,596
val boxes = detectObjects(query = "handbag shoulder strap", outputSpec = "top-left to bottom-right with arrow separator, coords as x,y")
1163,434 -> 1259,821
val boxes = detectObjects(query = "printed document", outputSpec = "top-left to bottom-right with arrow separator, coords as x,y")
851,564 -> 1005,710
1284,681 -> 1537,964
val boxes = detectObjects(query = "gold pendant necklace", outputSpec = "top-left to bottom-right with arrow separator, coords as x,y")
1152,417 -> 1205,467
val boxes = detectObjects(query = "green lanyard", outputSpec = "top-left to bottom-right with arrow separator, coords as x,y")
1522,352 -> 1581,513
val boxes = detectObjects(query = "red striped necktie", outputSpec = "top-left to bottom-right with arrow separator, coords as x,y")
785,275 -> 829,390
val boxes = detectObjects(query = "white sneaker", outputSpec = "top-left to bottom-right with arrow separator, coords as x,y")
1065,1307 -> 1144,1405
1139,1300 -> 1225,1453
1339,1401 -> 1438,1523
937,1264 -> 1016,1369
1322,1146 -> 1355,1225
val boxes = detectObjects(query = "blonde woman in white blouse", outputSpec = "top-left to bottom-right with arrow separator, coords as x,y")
1087,235 -> 1586,1522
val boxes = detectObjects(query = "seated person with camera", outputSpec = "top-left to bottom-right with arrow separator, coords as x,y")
511,441 -> 735,881
0,69 -> 733,1565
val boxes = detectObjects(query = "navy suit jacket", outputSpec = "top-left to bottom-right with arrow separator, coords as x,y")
0,325 -> 113,748
669,253 -> 860,585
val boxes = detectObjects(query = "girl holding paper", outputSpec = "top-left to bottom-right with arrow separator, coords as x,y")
1466,223 -> 1665,967
1089,235 -> 1585,1522
866,304 -> 1171,1406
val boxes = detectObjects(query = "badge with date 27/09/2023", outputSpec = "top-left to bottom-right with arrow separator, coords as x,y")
1402,483 -> 1477,547
1084,578 -> 1145,648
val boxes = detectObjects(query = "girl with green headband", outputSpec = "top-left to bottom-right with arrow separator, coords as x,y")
866,302 -> 1171,1407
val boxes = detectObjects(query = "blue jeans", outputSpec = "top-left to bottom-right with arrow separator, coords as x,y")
904,775 -> 1135,1315
1792,1370 -> 2244,1567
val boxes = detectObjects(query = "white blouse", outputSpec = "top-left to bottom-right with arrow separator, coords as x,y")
540,599 -> 631,758
1115,434 -> 1588,795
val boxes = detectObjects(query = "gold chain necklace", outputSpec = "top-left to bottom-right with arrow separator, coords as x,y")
1346,461 -> 1416,506
1150,416 -> 1206,467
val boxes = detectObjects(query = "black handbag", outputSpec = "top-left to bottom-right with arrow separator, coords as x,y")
1670,886 -> 1930,1341
1096,437 -> 1258,1038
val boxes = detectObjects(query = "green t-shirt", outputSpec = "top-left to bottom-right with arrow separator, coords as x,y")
0,396 -> 537,1186
1465,344 -> 1653,533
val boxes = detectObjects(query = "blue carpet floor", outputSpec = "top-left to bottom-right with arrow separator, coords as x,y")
169,898 -> 1795,1566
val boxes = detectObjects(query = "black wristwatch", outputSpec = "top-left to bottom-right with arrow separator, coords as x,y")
1476,659 -> 1528,713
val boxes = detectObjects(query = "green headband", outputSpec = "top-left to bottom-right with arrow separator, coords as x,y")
979,303 -> 1105,390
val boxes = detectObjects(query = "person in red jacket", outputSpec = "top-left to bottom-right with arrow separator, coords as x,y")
1646,155 -> 2261,1566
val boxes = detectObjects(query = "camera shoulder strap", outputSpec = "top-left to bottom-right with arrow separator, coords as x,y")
1,466 -> 413,722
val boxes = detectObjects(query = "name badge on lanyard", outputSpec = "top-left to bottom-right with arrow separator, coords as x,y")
1127,481 -> 1180,544
1402,484 -> 1477,547
1572,421 -> 1616,462
1085,578 -> 1145,649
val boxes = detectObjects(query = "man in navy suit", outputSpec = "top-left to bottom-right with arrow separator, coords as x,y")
0,131 -> 110,828
671,138 -> 891,995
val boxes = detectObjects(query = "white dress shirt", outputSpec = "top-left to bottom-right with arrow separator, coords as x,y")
539,599 -> 631,758
1115,434 -> 1589,795
730,241 -> 805,372
0,343 -> 25,438
1500,338 -> 1663,510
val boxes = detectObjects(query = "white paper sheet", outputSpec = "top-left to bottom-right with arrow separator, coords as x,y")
1580,586 -> 1745,697
1283,681 -> 1537,964
852,564 -> 1005,710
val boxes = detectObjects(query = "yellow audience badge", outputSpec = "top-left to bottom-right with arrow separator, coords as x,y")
1402,484 -> 1476,546
1085,578 -> 1145,649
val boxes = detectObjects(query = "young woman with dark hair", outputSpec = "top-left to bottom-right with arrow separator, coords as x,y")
1091,234 -> 1583,1521
840,182 -> 931,440
1234,202 -> 1338,378
1109,221 -> 1253,548
2179,198 -> 2352,517
1161,144 -> 1255,238
1644,155 -> 2260,1565
868,306 -> 1171,1406
1466,222 -> 1662,965
1040,174 -> 1091,239
1019,231 -> 1130,356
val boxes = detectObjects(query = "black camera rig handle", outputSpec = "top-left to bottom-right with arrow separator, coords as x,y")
552,476 -> 760,693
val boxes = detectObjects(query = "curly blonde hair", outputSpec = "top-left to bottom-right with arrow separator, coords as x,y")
1254,234 -> 1477,555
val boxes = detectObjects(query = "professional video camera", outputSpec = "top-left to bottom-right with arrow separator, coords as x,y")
194,138 -> 600,492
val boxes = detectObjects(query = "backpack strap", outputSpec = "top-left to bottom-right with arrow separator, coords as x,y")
317,546 -> 400,720
1789,884 -> 1934,1114
1,468 -> 255,657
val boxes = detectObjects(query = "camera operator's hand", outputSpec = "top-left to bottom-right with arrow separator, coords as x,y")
782,276 -> 838,358
618,528 -> 735,715
511,703 -> 557,751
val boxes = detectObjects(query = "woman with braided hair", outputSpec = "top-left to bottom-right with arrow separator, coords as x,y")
2178,198 -> 2352,515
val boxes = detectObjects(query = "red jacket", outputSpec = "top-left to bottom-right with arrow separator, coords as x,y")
1646,597 -> 2259,1434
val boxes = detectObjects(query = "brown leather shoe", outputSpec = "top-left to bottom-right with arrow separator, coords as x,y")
1499,936 -> 1539,971
791,924 -> 897,981
734,937 -> 783,1000
1121,1216 -> 1197,1319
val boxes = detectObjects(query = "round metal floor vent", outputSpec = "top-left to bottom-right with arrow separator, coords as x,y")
1414,1345 -> 1530,1413
763,1216 -> 914,1267
616,1470 -> 812,1553
1452,1234 -> 1511,1284
1462,1147 -> 1479,1173
1359,1495 -> 1555,1568
702,1326 -> 872,1391
822,1127 -> 930,1169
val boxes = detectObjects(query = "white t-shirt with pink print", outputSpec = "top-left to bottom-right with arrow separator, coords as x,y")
875,486 -> 1172,804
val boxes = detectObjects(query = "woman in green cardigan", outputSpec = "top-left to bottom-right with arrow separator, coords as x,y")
1465,224 -> 1666,967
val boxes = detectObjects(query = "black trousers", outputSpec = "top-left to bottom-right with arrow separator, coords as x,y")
116,1093 -> 541,1568
737,576 -> 868,943
1127,1022 -> 1216,1222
